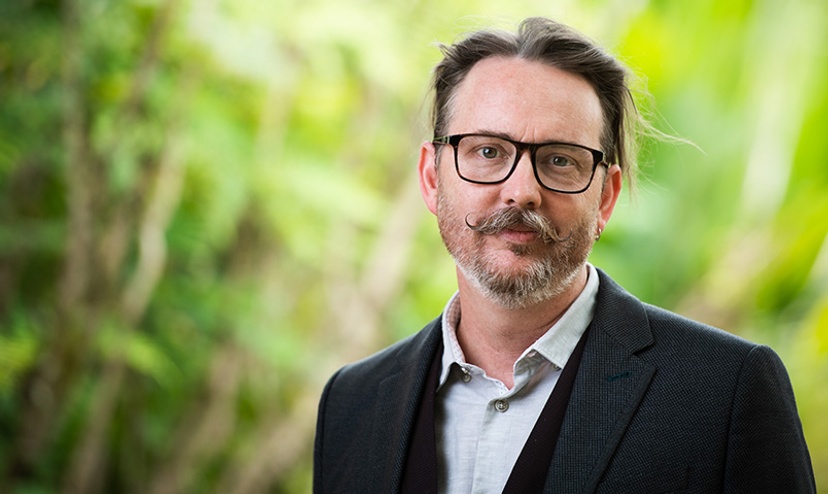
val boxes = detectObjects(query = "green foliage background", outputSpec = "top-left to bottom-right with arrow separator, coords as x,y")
1,0 -> 826,492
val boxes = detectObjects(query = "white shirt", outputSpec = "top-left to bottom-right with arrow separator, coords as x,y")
435,263 -> 600,493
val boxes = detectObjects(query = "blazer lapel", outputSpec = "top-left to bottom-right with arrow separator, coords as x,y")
369,318 -> 443,492
544,270 -> 656,493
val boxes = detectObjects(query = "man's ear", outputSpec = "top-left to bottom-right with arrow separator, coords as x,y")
597,164 -> 622,231
418,141 -> 439,216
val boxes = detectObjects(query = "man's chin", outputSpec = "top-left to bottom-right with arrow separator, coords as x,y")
458,254 -> 585,306
506,243 -> 543,257
483,249 -> 550,272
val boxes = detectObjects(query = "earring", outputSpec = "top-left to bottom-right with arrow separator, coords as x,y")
595,228 -> 603,241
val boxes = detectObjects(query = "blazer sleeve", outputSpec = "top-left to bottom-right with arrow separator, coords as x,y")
723,344 -> 815,493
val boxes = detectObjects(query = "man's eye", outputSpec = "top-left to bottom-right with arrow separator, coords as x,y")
551,156 -> 572,167
479,147 -> 499,159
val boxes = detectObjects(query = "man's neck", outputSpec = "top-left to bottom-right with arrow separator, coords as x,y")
455,266 -> 588,389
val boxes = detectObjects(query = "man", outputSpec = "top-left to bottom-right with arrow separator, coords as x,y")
313,17 -> 815,493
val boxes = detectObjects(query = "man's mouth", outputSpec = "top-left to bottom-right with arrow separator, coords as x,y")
498,228 -> 540,244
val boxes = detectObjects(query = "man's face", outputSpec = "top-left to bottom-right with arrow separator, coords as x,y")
418,56 -> 622,308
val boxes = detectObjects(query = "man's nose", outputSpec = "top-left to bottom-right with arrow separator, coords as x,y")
500,151 -> 542,209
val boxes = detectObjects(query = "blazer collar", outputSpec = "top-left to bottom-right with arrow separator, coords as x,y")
592,268 -> 655,353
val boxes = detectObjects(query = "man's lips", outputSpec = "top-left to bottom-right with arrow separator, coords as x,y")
505,224 -> 534,232
498,227 -> 540,243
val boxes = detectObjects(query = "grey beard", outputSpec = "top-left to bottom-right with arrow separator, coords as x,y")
457,206 -> 581,308
457,250 -> 582,309
440,207 -> 595,309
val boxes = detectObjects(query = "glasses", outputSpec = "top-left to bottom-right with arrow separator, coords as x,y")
433,133 -> 606,194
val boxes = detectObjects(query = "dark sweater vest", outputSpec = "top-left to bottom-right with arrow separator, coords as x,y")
401,326 -> 590,493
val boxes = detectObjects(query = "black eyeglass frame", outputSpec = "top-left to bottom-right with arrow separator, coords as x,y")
433,133 -> 607,194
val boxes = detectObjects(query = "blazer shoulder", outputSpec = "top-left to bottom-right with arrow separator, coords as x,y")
643,302 -> 757,351
637,297 -> 792,385
594,269 -> 758,358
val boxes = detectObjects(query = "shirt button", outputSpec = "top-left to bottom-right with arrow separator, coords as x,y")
494,400 -> 509,413
461,369 -> 472,383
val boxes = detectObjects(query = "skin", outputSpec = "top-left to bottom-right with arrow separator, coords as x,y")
418,57 -> 623,388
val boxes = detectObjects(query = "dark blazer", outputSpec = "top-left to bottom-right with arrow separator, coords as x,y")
314,270 -> 815,493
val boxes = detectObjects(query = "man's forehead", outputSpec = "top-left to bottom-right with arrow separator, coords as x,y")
447,57 -> 604,147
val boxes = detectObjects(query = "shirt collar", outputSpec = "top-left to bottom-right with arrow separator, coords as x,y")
438,263 -> 600,387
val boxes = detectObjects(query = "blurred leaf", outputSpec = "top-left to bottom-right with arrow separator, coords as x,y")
0,319 -> 39,394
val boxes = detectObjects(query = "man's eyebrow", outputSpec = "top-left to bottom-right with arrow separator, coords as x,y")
473,130 -> 517,141
473,130 -> 571,145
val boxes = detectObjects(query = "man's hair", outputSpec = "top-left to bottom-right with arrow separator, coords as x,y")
431,17 -> 641,183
